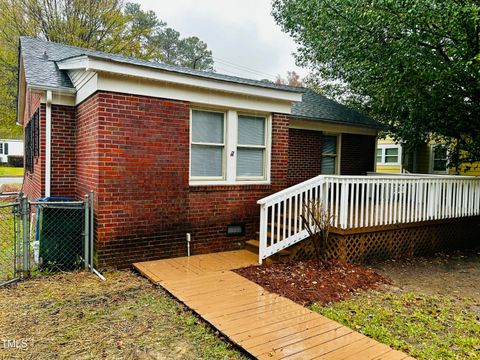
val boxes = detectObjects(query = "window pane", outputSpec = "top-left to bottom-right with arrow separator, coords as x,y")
238,115 -> 265,146
385,148 -> 398,156
237,148 -> 264,177
434,160 -> 447,172
321,156 -> 336,174
376,148 -> 382,156
385,155 -> 398,163
433,145 -> 447,160
322,136 -> 337,155
192,110 -> 224,144
191,145 -> 223,177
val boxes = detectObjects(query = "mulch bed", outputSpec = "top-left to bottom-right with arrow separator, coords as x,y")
233,259 -> 390,306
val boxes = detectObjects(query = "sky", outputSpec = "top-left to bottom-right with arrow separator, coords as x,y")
135,0 -> 308,82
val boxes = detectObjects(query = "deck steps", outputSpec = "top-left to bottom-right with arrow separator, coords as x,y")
245,239 -> 292,263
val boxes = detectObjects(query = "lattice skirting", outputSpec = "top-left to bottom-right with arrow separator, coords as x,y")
289,216 -> 480,263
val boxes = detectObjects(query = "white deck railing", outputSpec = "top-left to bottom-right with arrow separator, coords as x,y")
257,175 -> 480,262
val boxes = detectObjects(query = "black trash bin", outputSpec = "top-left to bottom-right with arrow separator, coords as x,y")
36,197 -> 84,271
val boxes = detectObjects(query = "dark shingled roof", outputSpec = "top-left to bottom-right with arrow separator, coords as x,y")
291,89 -> 381,128
19,36 -> 302,92
20,37 -> 381,129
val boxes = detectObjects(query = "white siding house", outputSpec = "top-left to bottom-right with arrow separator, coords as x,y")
0,139 -> 23,163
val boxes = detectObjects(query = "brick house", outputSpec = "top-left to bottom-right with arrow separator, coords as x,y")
17,37 -> 381,268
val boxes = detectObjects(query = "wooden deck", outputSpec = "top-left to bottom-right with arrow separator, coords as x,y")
134,250 -> 413,359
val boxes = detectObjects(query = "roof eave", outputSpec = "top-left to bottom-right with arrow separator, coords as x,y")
56,55 -> 303,103
289,114 -> 383,130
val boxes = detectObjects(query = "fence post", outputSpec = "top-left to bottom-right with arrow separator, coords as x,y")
21,197 -> 30,277
15,201 -> 22,276
84,194 -> 90,271
89,191 -> 94,272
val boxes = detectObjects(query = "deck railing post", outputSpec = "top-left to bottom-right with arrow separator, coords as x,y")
258,204 -> 267,264
339,180 -> 348,229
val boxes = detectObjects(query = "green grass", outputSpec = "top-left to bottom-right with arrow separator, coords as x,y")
0,167 -> 23,177
311,291 -> 480,360
0,213 -> 16,281
0,271 -> 247,359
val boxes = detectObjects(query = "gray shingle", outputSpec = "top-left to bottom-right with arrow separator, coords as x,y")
20,37 -> 381,129
20,36 -> 302,93
291,89 -> 381,129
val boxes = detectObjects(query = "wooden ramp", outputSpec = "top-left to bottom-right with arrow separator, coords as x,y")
134,250 -> 412,360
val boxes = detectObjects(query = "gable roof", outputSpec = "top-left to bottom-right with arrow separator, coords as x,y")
19,36 -> 302,93
19,37 -> 381,129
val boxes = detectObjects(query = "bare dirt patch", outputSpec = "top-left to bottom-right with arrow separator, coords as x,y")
234,259 -> 389,305
369,248 -> 480,299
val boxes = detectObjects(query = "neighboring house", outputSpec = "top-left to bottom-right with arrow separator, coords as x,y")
17,37 -> 381,268
376,137 -> 403,173
0,139 -> 23,164
376,137 -> 480,176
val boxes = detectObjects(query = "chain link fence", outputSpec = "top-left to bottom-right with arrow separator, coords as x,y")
0,194 -> 94,287
0,200 -> 20,285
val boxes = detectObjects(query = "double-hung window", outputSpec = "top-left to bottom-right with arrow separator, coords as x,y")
431,144 -> 448,173
237,115 -> 266,179
190,109 -> 269,184
377,144 -> 401,165
190,110 -> 225,179
321,135 -> 338,175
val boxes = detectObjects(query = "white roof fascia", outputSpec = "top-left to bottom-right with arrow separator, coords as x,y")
57,56 -> 303,103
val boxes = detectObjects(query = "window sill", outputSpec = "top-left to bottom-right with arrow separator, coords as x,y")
189,181 -> 271,192
189,180 -> 270,186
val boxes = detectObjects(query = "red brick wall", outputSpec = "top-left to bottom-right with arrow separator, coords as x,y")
187,114 -> 289,259
82,91 -> 290,268
23,91 -> 43,201
22,87 -> 77,201
51,105 -> 76,196
23,87 -> 376,268
340,133 -> 376,175
76,94 -> 100,198
288,128 -> 323,186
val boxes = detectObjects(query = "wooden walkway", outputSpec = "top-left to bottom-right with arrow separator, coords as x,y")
134,250 -> 412,360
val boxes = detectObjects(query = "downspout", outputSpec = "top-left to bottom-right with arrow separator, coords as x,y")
45,90 -> 52,197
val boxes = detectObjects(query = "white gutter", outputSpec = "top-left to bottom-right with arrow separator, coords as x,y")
45,90 -> 52,197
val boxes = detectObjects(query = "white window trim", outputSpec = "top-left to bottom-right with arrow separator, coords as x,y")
189,109 -> 227,181
430,144 -> 449,174
236,113 -> 269,181
376,144 -> 402,166
189,109 -> 271,186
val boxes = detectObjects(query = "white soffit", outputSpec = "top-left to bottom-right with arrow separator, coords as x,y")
290,118 -> 378,136
57,55 -> 302,106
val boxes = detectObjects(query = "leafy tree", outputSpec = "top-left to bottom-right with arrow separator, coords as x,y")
275,71 -> 303,86
149,29 -> 214,71
272,0 -> 480,165
0,0 -> 214,138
